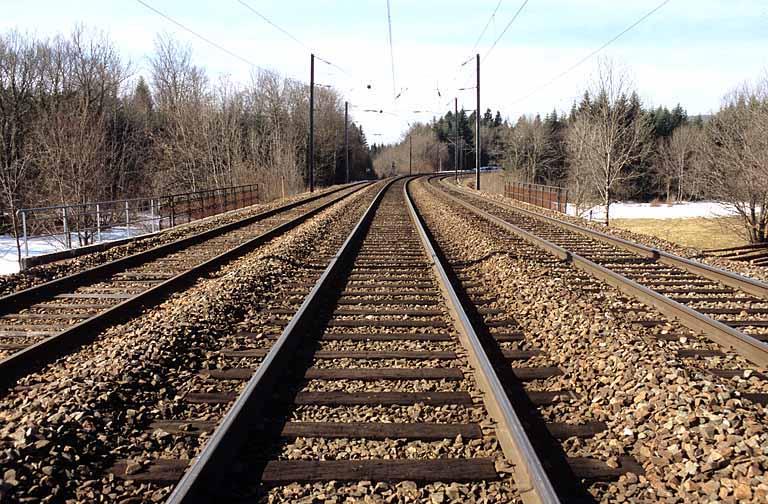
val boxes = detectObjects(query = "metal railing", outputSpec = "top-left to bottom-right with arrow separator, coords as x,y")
16,184 -> 258,257
504,181 -> 568,213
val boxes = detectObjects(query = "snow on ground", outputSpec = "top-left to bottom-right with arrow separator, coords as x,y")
0,200 -> 745,276
0,235 -> 57,275
567,201 -> 739,220
0,226 -> 146,276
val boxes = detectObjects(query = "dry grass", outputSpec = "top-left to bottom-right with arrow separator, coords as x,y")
611,217 -> 748,250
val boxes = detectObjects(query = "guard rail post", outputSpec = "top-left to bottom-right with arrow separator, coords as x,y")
63,207 -> 71,249
125,200 -> 130,238
20,210 -> 28,257
96,204 -> 102,242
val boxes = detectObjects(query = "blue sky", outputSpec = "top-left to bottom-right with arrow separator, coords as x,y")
2,0 -> 767,143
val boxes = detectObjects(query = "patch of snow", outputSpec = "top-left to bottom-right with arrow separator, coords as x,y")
567,201 -> 739,220
0,225 -> 149,276
0,235 -> 60,275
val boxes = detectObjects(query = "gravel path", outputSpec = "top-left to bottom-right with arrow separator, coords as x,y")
413,177 -> 768,502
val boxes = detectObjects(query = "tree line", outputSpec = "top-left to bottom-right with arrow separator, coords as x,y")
0,27 -> 374,241
374,60 -> 767,243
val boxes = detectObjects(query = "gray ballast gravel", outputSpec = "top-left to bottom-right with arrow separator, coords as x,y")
0,183 -> 380,503
411,178 -> 768,503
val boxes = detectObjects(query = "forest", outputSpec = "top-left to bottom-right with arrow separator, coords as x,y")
2,25 -> 765,245
0,27 -> 374,237
373,61 -> 768,243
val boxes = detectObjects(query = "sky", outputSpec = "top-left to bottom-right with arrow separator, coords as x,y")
2,0 -> 767,144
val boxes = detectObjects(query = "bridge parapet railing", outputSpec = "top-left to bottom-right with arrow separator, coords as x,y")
15,184 -> 258,257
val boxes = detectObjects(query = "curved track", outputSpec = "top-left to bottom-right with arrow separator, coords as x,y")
0,183 -> 370,389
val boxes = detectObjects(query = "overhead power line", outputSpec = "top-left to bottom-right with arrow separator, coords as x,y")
236,0 -> 358,82
483,0 -> 530,61
237,0 -> 310,51
385,0 -> 397,100
470,0 -> 505,56
511,0 -> 672,104
135,0 -> 268,72
137,0 -> 368,94
449,1 -> 524,96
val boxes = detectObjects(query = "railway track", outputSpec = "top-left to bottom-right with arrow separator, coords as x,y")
109,177 -> 583,503
0,182 -> 370,389
106,177 -> 667,503
430,176 -> 768,403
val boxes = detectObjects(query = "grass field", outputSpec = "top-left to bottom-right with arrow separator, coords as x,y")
611,217 -> 747,250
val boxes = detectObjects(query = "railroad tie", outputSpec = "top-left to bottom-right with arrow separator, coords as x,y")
258,459 -> 499,483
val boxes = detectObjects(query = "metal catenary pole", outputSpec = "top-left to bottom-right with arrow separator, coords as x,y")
309,53 -> 315,193
475,53 -> 481,191
344,101 -> 350,184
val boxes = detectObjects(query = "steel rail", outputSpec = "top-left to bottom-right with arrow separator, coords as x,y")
404,178 -> 560,504
165,178 -> 396,503
0,183 -> 372,391
444,177 -> 768,301
428,176 -> 768,368
1,183 -> 365,317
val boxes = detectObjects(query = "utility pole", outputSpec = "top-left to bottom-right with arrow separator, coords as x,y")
409,135 -> 412,176
344,101 -> 349,184
308,53 -> 315,192
454,97 -> 458,184
475,53 -> 481,191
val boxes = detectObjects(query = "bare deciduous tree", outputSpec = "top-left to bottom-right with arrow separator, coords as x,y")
565,60 -> 653,225
34,28 -> 128,205
656,124 -> 704,202
502,115 -> 556,183
0,31 -> 41,257
149,35 -> 210,192
702,77 -> 768,243
372,124 -> 443,177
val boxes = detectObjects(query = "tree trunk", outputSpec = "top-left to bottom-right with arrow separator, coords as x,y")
758,207 -> 768,243
748,204 -> 759,243
604,185 -> 611,227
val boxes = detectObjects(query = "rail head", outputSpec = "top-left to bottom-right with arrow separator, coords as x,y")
0,182 -> 368,317
0,183 -> 373,392
404,177 -> 560,504
165,179 -> 396,504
